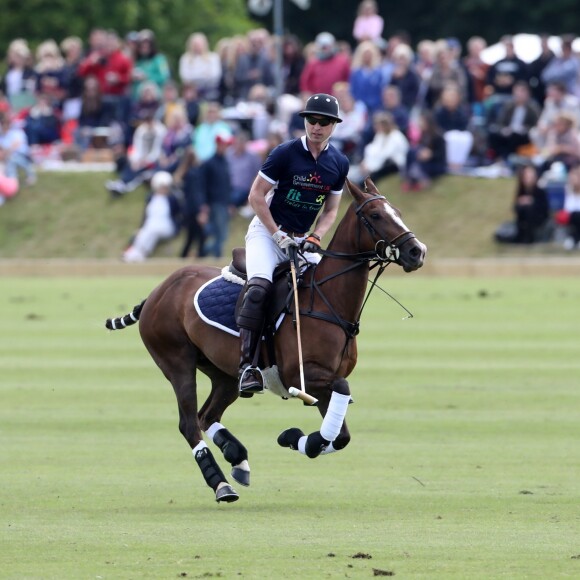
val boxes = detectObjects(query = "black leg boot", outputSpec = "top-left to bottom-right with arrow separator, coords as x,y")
238,327 -> 264,396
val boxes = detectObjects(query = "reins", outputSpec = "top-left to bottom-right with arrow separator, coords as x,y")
299,195 -> 416,340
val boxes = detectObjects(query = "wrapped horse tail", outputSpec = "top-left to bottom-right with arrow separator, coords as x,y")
105,300 -> 146,330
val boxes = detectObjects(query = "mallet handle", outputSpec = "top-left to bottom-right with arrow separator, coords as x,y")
289,255 -> 317,406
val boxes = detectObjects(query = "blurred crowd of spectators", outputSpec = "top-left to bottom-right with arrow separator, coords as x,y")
2,0 -> 580,252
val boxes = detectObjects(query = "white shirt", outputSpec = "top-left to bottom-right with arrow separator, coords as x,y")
363,129 -> 409,172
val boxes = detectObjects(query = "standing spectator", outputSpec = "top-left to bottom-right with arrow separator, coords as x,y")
34,40 -> 66,106
198,133 -> 234,257
530,82 -> 580,151
75,76 -> 116,150
556,164 -> 580,250
427,41 -> 469,108
299,32 -> 351,96
488,81 -> 541,162
77,29 -> 133,124
349,40 -> 383,115
352,0 -> 384,43
402,110 -> 447,191
415,39 -> 437,108
527,34 -> 555,105
156,108 -> 193,175
155,80 -> 186,126
463,36 -> 490,104
181,83 -> 201,127
179,33 -> 222,101
0,112 -> 35,185
60,36 -> 85,121
192,101 -> 232,162
541,35 -> 580,97
122,171 -> 182,262
217,35 -> 246,105
331,82 -> 367,162
388,44 -> 420,112
511,164 -> 550,244
225,130 -> 262,210
233,29 -> 275,100
354,111 -> 408,184
484,35 -> 529,102
131,29 -> 171,101
281,35 -> 305,96
0,40 -> 36,111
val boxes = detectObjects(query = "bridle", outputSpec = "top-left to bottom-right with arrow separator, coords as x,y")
297,194 -> 418,342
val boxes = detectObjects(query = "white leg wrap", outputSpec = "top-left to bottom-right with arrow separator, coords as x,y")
205,422 -> 226,442
297,436 -> 308,455
192,440 -> 207,455
319,442 -> 337,455
320,392 -> 350,442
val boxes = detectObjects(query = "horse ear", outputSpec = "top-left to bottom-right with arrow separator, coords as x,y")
345,178 -> 366,203
363,176 -> 379,194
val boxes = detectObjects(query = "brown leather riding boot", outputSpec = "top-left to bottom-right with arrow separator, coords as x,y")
238,327 -> 263,395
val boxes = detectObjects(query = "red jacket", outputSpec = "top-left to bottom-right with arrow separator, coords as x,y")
299,53 -> 351,95
78,50 -> 133,96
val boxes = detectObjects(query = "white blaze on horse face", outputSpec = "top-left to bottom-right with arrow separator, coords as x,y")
383,202 -> 408,232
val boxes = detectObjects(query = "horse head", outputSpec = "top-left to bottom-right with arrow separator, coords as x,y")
345,177 -> 426,272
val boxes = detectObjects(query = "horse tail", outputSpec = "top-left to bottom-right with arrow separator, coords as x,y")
105,300 -> 146,331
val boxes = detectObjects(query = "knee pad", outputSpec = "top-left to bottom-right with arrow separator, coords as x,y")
236,277 -> 272,330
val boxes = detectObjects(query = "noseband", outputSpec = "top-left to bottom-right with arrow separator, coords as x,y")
354,195 -> 417,263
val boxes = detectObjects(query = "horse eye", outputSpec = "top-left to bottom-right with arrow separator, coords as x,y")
370,213 -> 381,220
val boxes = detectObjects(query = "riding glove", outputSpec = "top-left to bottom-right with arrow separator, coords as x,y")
272,230 -> 299,254
301,233 -> 321,253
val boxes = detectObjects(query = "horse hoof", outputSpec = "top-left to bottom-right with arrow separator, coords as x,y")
215,484 -> 239,503
277,428 -> 305,450
231,466 -> 250,487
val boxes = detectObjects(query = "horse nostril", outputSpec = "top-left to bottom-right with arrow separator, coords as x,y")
409,246 -> 421,259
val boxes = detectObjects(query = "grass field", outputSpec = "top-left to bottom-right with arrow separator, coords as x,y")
1,274 -> 580,579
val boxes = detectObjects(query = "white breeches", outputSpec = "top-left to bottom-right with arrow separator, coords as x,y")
131,220 -> 175,259
245,217 -> 320,282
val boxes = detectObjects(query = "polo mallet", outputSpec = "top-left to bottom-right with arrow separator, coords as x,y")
288,246 -> 318,406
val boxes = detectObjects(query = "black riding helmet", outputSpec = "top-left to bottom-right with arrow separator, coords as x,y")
299,93 -> 343,123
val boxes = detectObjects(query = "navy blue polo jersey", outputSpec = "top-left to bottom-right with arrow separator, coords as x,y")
259,136 -> 349,233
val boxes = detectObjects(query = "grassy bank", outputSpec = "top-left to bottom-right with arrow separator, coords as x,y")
0,170 -> 569,260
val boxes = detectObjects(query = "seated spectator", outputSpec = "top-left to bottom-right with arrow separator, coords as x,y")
415,39 -> 437,108
487,81 -> 541,163
497,163 -> 550,244
349,40 -> 383,115
378,84 -> 409,134
352,111 -> 408,184
0,112 -> 35,185
106,108 -> 167,196
60,36 -> 85,122
299,32 -> 351,96
353,0 -> 384,43
225,130 -> 262,210
434,84 -> 474,172
331,82 -> 367,163
157,108 -> 193,174
24,93 -> 61,145
179,32 -> 222,101
388,44 -> 420,112
555,164 -> 580,250
75,76 -> 116,150
198,133 -> 234,257
193,101 -> 232,162
527,34 -> 555,106
125,81 -> 161,145
223,82 -> 273,140
155,80 -> 186,127
401,110 -> 447,191
463,36 -> 489,105
537,112 -> 580,172
122,171 -> 182,262
530,82 -> 580,151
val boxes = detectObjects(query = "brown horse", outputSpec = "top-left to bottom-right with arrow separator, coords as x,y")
105,177 -> 426,503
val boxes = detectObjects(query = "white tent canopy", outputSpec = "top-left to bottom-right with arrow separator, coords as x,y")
480,33 -> 580,65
